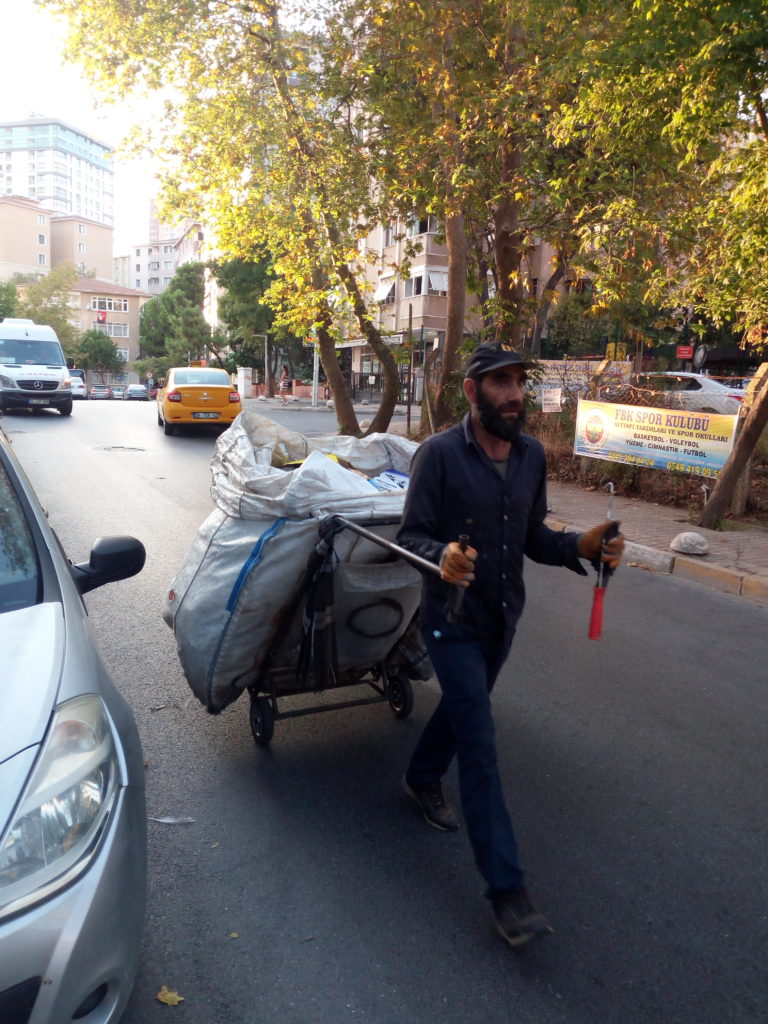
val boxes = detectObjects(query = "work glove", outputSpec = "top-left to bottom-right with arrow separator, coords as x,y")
439,541 -> 477,586
578,521 -> 625,570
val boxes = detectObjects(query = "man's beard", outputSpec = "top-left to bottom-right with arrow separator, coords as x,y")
475,383 -> 526,441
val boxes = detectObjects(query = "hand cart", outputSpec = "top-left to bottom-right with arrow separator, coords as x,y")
245,514 -> 441,746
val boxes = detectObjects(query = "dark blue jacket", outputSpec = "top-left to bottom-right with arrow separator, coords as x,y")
397,415 -> 586,648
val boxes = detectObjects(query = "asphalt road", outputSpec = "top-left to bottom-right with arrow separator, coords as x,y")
5,401 -> 767,1024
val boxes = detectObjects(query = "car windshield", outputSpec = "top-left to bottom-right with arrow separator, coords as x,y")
0,338 -> 64,367
0,462 -> 41,613
172,369 -> 230,386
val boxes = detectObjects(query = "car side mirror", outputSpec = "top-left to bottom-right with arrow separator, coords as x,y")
71,536 -> 146,595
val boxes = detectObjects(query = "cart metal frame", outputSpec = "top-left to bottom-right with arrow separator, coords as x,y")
245,514 -> 439,745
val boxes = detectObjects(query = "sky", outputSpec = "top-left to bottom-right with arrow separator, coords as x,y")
1,1 -> 160,255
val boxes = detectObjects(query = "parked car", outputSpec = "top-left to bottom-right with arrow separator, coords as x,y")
123,384 -> 149,401
600,372 -> 744,416
110,386 -> 126,400
89,384 -> 113,400
69,376 -> 88,400
0,426 -> 147,1024
156,366 -> 241,435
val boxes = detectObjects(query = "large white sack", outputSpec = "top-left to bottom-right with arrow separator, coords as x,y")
165,413 -> 423,712
210,410 -> 419,519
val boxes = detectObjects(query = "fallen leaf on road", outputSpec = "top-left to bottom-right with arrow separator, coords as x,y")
156,986 -> 184,1006
230,932 -> 239,939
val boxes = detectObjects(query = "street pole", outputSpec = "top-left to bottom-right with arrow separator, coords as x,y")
312,343 -> 319,407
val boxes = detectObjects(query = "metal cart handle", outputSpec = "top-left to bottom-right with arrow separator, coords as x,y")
327,516 -> 442,578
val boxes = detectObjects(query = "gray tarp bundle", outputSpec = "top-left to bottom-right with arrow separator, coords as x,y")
163,411 -> 423,712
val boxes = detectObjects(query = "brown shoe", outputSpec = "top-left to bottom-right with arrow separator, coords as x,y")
403,776 -> 459,832
491,888 -> 553,948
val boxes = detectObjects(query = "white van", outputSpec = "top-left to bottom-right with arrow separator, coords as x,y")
0,319 -> 73,416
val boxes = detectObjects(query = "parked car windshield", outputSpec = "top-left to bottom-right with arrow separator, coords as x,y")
0,463 -> 40,613
0,338 -> 65,366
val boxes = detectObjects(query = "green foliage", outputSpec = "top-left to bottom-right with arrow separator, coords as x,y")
138,262 -> 211,363
15,264 -> 80,352
79,328 -> 126,380
0,282 -> 17,319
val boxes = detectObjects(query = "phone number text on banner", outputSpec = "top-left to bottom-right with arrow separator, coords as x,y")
573,400 -> 738,478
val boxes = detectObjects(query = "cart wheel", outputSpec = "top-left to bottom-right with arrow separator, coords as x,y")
250,696 -> 275,746
387,676 -> 414,719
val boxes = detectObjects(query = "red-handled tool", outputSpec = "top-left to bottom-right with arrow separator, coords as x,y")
588,485 -> 620,641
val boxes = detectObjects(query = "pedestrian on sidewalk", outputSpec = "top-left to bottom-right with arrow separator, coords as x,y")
397,341 -> 625,948
278,365 -> 291,405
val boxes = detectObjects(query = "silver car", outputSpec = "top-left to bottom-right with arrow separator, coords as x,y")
0,427 -> 147,1024
633,372 -> 745,415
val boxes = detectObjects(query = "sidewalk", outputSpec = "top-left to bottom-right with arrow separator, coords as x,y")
244,396 -> 768,608
546,479 -> 768,607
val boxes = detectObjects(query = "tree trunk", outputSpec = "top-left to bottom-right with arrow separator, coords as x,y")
492,23 -> 527,346
332,259 -> 400,435
309,268 -> 360,435
265,333 -> 274,397
531,260 -> 566,356
698,372 -> 768,528
434,211 -> 468,428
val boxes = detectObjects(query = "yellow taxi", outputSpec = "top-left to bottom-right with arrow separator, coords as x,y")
156,366 -> 241,434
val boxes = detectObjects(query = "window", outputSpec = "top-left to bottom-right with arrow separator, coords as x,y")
38,253 -> 46,266
148,277 -> 160,286
407,215 -> 438,237
382,222 -> 396,247
37,213 -> 46,225
163,245 -> 173,253
37,234 -> 45,245
404,273 -> 424,298
148,261 -> 159,270
78,223 -> 86,235
427,270 -> 448,296
92,297 -> 128,313
78,242 -> 86,253
135,280 -> 141,288
135,249 -> 141,257
373,277 -> 395,304
115,347 -> 129,362
135,264 -> 141,272
77,261 -> 86,272
163,277 -> 172,285
163,261 -> 173,269
94,322 -> 129,338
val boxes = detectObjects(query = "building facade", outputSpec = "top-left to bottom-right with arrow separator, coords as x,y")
0,118 -> 113,226
130,239 -> 178,295
71,278 -> 152,383
51,215 -> 113,279
0,195 -> 51,279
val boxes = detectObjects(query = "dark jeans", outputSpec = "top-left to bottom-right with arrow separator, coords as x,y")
407,623 -> 525,894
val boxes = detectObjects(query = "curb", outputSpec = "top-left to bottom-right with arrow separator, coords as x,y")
546,517 -> 768,608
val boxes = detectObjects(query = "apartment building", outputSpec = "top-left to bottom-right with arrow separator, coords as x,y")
0,117 -> 113,226
0,195 -> 51,279
131,239 -> 178,295
72,278 -> 152,377
355,217 -> 563,385
51,215 -> 113,279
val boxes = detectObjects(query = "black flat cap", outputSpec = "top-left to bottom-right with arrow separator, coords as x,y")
464,342 -> 534,379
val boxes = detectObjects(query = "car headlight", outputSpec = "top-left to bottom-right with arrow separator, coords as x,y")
0,374 -> 17,389
0,694 -> 119,921
58,379 -> 72,391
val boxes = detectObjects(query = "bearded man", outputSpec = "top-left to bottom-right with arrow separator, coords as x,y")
397,341 -> 624,947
